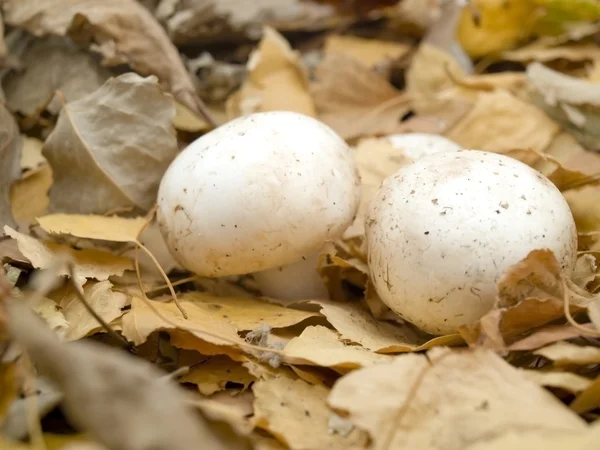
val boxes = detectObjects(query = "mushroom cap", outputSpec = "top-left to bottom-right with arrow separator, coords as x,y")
157,111 -> 360,277
386,133 -> 462,162
366,150 -> 577,335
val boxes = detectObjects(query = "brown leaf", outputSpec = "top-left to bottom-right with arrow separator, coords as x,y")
226,27 -> 316,119
445,90 -> 560,153
328,348 -> 586,450
253,376 -> 368,450
0,103 -> 21,229
311,52 -> 411,140
571,375 -> 600,414
508,324 -> 590,351
283,325 -> 392,370
2,0 -> 208,119
3,226 -> 132,287
5,300 -> 252,450
3,37 -> 111,118
181,356 -> 255,396
43,73 -> 178,213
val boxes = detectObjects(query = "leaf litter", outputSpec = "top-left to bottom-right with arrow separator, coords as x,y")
3,1 -> 600,449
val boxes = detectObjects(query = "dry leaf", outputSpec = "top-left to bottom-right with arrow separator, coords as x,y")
522,369 -> 593,393
32,296 -> 70,339
4,226 -> 132,287
446,90 -> 560,153
253,376 -> 368,450
37,214 -> 147,243
10,165 -> 52,224
172,100 -> 209,132
155,0 -> 340,46
5,300 -> 252,450
508,324 -> 590,351
535,342 -> 600,365
181,356 -> 255,396
314,299 -> 461,353
328,347 -> 586,450
571,375 -> 600,414
57,281 -> 129,341
283,325 -> 392,370
311,52 -> 411,140
43,73 -> 178,214
343,138 -> 408,240
19,137 -> 46,175
3,0 -> 208,119
3,37 -> 111,118
504,42 -> 600,63
0,103 -> 21,229
323,35 -> 410,68
227,27 -> 316,119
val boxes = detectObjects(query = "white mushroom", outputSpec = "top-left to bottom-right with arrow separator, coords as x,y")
157,111 -> 361,300
366,150 -> 577,335
386,133 -> 462,162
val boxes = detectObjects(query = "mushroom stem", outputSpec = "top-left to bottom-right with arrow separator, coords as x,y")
252,252 -> 328,301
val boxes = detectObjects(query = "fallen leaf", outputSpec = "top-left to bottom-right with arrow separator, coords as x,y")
42,73 -> 178,214
570,375 -> 600,414
311,52 -> 411,140
172,100 -> 208,132
5,300 -> 252,450
504,42 -> 600,63
314,299 -> 461,353
508,324 -> 591,351
446,90 -> 560,153
181,355 -> 255,396
283,325 -> 392,370
0,362 -> 17,423
19,137 -> 46,175
522,369 -> 592,393
32,295 -> 70,339
3,37 -> 111,118
4,226 -> 132,287
3,0 -> 210,119
323,35 -> 410,68
37,214 -> 147,242
56,281 -> 129,341
535,341 -> 600,365
227,27 -> 316,119
0,103 -> 22,229
328,347 -> 586,450
573,254 -> 598,288
253,376 -> 368,450
10,165 -> 52,224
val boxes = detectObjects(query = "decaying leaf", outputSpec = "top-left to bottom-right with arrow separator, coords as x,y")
570,375 -> 600,414
32,295 -> 70,339
445,89 -> 560,153
314,300 -> 461,353
328,347 -> 586,450
227,27 -> 316,119
0,103 -> 22,229
56,281 -> 129,341
4,226 -> 132,287
181,355 -> 255,396
3,37 -> 111,118
5,300 -> 252,450
508,324 -> 590,351
2,0 -> 210,120
535,341 -> 600,366
283,325 -> 392,370
43,73 -> 178,214
311,52 -> 411,140
253,376 -> 368,450
10,165 -> 52,224
37,214 -> 147,243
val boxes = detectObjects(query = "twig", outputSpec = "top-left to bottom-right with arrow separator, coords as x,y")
67,264 -> 136,352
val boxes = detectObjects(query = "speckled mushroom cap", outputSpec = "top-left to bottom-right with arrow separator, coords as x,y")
366,150 -> 577,335
157,111 -> 361,277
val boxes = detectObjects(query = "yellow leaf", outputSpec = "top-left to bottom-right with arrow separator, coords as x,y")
227,26 -> 315,119
32,296 -> 70,339
323,35 -> 410,68
3,226 -> 132,287
329,348 -> 586,450
253,376 -> 368,450
284,325 -> 392,370
445,90 -> 560,153
571,375 -> 600,414
172,100 -> 208,132
180,355 -> 255,396
37,214 -> 147,242
0,362 -> 17,422
535,341 -> 600,365
20,136 -> 46,174
57,280 -> 129,341
11,165 -> 52,222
